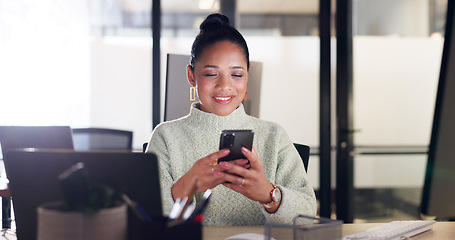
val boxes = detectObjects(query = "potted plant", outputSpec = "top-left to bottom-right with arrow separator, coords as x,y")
37,162 -> 127,240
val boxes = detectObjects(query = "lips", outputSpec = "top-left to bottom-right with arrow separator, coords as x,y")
213,95 -> 234,104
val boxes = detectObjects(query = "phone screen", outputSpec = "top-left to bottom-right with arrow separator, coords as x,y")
218,130 -> 254,162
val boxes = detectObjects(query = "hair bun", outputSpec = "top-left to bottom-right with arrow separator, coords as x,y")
200,13 -> 231,31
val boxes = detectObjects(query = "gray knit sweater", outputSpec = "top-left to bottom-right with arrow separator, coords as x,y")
147,103 -> 316,225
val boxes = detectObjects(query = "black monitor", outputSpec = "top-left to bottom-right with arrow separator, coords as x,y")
420,0 -> 455,220
164,54 -> 193,122
0,126 -> 74,157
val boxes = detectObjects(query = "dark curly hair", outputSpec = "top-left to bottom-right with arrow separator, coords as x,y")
189,13 -> 250,70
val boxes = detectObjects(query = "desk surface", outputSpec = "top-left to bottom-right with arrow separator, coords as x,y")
1,222 -> 453,239
203,222 -> 455,240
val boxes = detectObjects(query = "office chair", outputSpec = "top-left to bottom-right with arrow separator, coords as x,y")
143,142 -> 148,153
293,143 -> 310,172
143,142 -> 310,172
0,125 -> 74,229
72,128 -> 133,151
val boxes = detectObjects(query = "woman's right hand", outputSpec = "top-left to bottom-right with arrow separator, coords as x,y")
171,149 -> 230,201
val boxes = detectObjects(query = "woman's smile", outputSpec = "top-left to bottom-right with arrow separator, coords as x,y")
213,95 -> 235,104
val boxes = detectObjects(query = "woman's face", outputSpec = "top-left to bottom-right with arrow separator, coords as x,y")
188,40 -> 248,116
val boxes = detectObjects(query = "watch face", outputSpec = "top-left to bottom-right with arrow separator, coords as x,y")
272,188 -> 281,202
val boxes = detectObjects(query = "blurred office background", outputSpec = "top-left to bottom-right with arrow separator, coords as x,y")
0,0 -> 448,223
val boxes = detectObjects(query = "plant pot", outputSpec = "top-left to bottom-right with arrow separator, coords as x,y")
37,201 -> 127,240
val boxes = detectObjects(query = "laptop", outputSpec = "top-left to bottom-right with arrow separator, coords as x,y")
3,149 -> 162,240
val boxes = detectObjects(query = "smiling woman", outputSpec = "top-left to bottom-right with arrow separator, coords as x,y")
146,13 -> 316,226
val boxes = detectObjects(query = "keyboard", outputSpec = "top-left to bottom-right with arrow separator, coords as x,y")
343,220 -> 436,240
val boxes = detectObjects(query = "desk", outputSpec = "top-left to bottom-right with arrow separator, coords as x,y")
203,222 -> 455,240
0,222 -> 453,239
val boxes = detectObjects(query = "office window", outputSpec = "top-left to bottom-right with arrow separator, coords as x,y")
0,1 -> 152,149
352,0 -> 447,222
0,0 -> 91,126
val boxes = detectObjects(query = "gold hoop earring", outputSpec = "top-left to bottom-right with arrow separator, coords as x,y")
190,86 -> 196,101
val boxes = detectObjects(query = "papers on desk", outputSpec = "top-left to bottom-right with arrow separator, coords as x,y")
225,233 -> 272,240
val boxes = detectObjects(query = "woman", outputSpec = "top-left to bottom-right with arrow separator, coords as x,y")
147,13 -> 316,225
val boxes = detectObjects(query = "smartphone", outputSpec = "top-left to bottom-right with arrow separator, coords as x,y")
218,130 -> 254,162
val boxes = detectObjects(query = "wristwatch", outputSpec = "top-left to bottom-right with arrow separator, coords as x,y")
261,183 -> 281,209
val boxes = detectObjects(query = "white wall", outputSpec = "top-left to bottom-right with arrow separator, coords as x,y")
354,37 -> 442,146
0,1 -> 91,127
89,37 -> 152,150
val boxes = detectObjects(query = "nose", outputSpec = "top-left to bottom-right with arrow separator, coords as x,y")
216,74 -> 232,90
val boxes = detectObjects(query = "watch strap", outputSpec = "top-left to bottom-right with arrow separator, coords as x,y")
261,183 -> 281,209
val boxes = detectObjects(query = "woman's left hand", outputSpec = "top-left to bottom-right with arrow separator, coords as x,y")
218,147 -> 274,204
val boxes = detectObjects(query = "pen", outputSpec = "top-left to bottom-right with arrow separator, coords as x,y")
168,176 -> 200,226
176,177 -> 199,221
122,194 -> 152,222
188,189 -> 212,222
168,197 -> 182,220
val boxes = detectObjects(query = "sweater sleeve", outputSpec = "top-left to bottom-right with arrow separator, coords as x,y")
260,127 -> 317,224
146,125 -> 175,217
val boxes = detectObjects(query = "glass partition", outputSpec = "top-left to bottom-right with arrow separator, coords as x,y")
352,0 -> 447,222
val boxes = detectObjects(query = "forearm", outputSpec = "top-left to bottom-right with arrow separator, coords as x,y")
171,173 -> 195,201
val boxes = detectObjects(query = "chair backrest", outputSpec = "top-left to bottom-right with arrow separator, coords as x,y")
72,128 -> 133,151
142,142 -> 148,153
294,143 -> 310,172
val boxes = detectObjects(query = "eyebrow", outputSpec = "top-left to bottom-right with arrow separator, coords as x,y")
203,65 -> 218,69
202,65 -> 245,70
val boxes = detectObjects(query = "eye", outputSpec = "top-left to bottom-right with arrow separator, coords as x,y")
232,74 -> 243,78
203,72 -> 217,77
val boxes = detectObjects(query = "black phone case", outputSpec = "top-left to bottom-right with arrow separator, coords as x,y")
218,130 -> 254,162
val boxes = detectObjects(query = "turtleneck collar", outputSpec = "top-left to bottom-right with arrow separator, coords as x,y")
186,102 -> 249,130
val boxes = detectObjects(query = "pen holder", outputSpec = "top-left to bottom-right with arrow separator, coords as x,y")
129,216 -> 202,240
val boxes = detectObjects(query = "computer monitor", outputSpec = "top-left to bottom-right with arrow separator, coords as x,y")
420,0 -> 455,220
164,54 -> 193,122
0,126 -> 74,159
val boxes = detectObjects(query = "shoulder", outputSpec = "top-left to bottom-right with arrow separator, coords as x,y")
246,116 -> 287,135
151,116 -> 191,137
